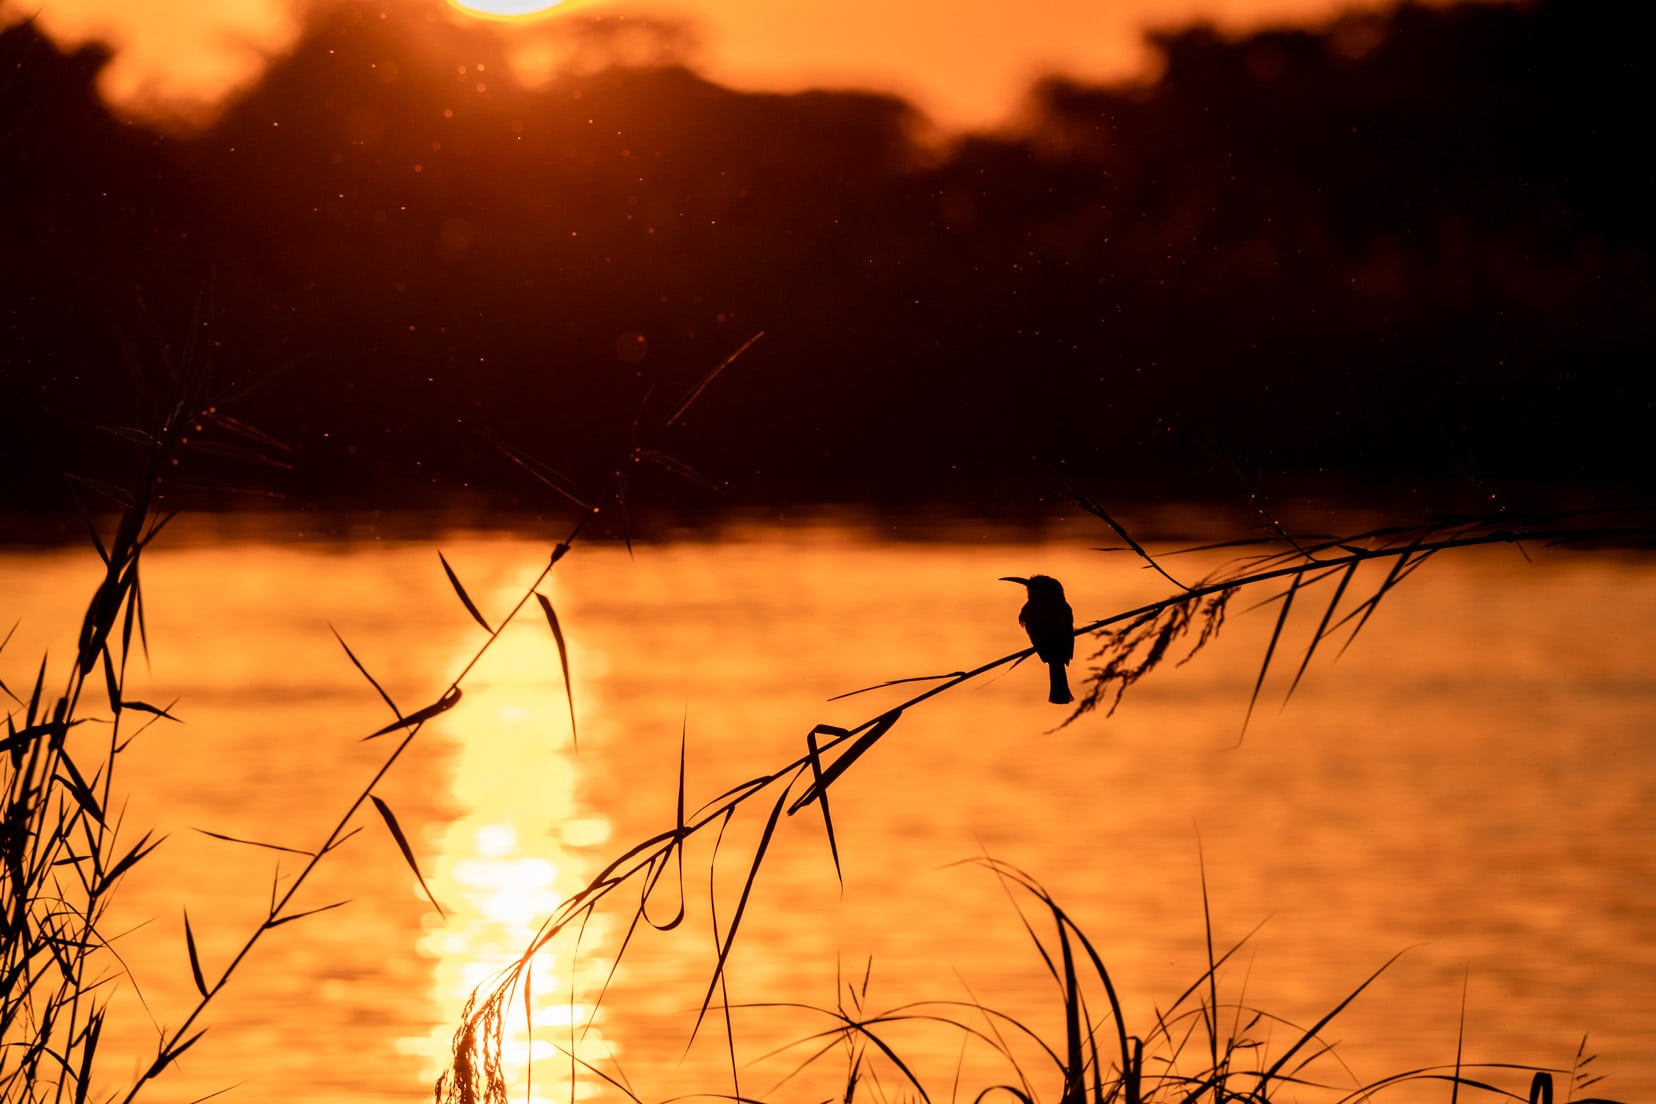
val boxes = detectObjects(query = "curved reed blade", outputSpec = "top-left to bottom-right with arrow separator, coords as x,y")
1240,571 -> 1302,742
192,828 -> 314,857
266,900 -> 351,928
1065,483 -> 1188,592
666,330 -> 764,426
802,725 -> 844,882
364,687 -> 462,740
104,831 -> 164,882
1285,562 -> 1359,704
693,789 -> 788,1046
369,794 -> 445,917
786,711 -> 900,815
330,625 -> 400,720
1257,948 -> 1409,1091
533,593 -> 578,750
144,1027 -> 208,1080
119,699 -> 181,722
438,551 -> 494,634
183,910 -> 210,998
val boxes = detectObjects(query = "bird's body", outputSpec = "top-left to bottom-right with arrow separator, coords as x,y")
1000,575 -> 1074,705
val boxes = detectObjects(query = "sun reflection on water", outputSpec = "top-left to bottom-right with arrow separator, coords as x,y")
399,597 -> 616,1100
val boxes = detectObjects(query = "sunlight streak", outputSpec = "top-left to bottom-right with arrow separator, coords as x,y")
401,584 -> 616,1094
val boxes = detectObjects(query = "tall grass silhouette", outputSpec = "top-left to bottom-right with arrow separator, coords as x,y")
0,327 -> 764,1102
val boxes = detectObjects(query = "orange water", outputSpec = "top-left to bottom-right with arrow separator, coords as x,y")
3,517 -> 1652,1103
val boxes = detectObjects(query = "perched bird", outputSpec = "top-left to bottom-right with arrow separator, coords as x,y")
999,575 -> 1075,705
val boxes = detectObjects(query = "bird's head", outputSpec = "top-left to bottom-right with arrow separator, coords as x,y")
999,574 -> 1066,599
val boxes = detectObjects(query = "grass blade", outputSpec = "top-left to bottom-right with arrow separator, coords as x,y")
364,687 -> 462,739
119,699 -> 182,723
330,625 -> 401,720
266,900 -> 351,928
1257,947 -> 1409,1090
1285,562 -> 1358,703
1066,482 -> 1187,592
533,592 -> 578,750
802,725 -> 844,883
438,551 -> 494,634
787,711 -> 900,814
183,910 -> 210,998
144,1027 -> 210,1080
193,827 -> 315,856
369,794 -> 445,917
666,330 -> 763,426
1240,571 -> 1303,741
692,789 -> 788,1045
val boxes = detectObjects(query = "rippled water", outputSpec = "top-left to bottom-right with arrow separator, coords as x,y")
3,515 -> 1653,1103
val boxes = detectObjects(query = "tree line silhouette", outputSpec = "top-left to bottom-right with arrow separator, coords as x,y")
1,0 -> 1649,518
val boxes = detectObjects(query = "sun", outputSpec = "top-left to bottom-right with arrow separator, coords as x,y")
447,0 -> 595,21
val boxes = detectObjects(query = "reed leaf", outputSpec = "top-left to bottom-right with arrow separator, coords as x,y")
265,899 -> 351,928
487,434 -> 592,510
71,1005 -> 104,1104
55,753 -> 104,825
369,794 -> 445,917
103,831 -> 164,884
364,687 -> 462,739
665,330 -> 763,426
183,910 -> 210,998
119,699 -> 181,722
693,788 -> 788,1046
1285,561 -> 1360,704
1067,482 -> 1188,592
438,550 -> 494,634
145,1027 -> 209,1078
330,625 -> 402,720
192,827 -> 315,856
532,592 -> 578,749
64,471 -> 136,509
1256,948 -> 1409,1092
99,641 -> 122,716
635,448 -> 721,494
1240,570 -> 1303,740
25,652 -> 46,727
787,711 -> 900,815
800,724 -> 847,881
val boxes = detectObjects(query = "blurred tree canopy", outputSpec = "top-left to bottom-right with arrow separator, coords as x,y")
1,0 -> 1649,517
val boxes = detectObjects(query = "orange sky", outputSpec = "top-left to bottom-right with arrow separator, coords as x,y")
12,0 -> 1424,131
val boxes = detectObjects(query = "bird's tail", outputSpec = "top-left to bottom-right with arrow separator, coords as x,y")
1048,663 -> 1073,706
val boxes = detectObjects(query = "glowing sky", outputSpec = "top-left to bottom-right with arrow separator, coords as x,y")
10,0 -> 1432,131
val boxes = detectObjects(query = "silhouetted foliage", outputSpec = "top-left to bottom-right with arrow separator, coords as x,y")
2,0 -> 1650,518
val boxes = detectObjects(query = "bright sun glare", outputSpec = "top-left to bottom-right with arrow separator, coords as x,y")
448,0 -> 586,19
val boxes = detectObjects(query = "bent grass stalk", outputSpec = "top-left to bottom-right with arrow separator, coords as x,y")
435,507 -> 1650,1104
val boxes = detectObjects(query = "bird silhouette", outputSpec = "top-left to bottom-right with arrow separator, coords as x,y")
1000,574 -> 1074,705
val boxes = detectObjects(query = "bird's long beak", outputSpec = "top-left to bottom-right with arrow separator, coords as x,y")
998,576 -> 1030,586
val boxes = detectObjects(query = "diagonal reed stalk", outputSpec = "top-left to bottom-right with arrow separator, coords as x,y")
97,333 -> 765,1103
4,322 -> 764,1102
435,505 -> 1651,1103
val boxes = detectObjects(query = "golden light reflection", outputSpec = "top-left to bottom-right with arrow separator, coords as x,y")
446,0 -> 600,22
399,585 -> 616,1099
